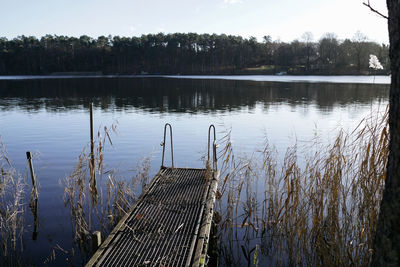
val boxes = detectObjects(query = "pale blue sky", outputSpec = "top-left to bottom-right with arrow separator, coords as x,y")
0,0 -> 389,43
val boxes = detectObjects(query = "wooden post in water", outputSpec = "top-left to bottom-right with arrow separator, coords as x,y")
26,151 -> 38,200
26,151 -> 39,240
89,103 -> 96,229
32,198 -> 39,240
90,103 -> 96,182
92,231 -> 102,252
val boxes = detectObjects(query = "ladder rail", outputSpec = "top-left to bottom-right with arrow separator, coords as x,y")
207,124 -> 217,171
160,123 -> 216,171
161,123 -> 174,168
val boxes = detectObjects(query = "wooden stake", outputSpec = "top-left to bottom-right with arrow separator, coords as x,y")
89,102 -> 96,229
26,151 -> 38,200
90,103 -> 94,161
32,198 -> 39,240
92,231 -> 102,252
90,103 -> 96,181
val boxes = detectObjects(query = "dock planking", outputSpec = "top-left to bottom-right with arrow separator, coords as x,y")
86,124 -> 219,267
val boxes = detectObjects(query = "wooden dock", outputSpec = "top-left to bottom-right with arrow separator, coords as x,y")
86,125 -> 219,267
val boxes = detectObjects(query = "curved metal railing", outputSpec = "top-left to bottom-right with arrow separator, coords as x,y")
161,123 -> 174,168
208,124 -> 217,172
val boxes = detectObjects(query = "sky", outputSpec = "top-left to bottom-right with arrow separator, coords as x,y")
0,0 -> 389,43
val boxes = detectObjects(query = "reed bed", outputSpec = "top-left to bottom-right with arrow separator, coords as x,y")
62,123 -> 152,261
0,105 -> 389,266
215,106 -> 388,266
0,140 -> 25,266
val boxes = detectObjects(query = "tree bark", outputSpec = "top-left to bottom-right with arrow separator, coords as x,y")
372,1 -> 400,266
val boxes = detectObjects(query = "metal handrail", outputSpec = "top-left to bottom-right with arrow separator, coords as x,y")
207,125 -> 217,171
161,123 -> 174,168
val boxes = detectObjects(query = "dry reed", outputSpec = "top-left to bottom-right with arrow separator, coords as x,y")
62,123 -> 152,260
215,106 -> 388,266
0,139 -> 25,266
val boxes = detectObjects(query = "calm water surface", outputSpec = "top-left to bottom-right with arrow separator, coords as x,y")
0,76 -> 389,265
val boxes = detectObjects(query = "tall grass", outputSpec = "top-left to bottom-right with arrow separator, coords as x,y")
0,140 -> 25,266
216,106 -> 388,266
62,123 -> 152,261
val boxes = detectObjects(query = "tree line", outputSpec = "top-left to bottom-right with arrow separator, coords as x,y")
0,32 -> 389,75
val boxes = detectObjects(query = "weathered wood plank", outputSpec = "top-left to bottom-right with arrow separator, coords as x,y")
86,167 -> 219,267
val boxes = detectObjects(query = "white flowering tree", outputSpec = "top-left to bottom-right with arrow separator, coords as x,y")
369,54 -> 383,82
369,54 -> 384,70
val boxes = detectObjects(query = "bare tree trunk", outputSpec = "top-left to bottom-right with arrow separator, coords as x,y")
372,1 -> 400,266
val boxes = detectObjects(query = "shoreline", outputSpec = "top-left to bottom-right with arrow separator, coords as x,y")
0,74 -> 391,84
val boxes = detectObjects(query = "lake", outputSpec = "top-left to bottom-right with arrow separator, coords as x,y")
0,75 -> 390,265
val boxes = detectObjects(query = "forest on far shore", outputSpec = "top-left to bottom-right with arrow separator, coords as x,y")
0,32 -> 389,75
